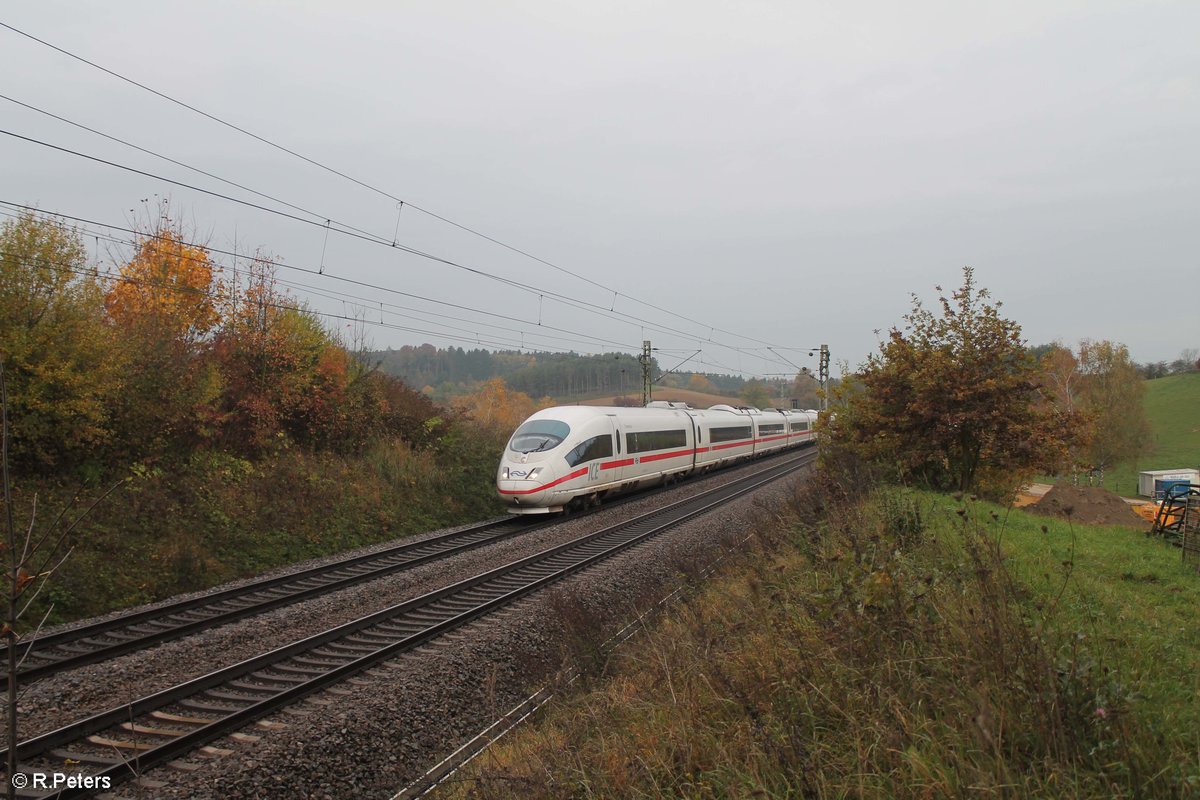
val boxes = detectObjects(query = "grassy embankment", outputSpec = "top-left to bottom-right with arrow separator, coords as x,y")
1089,371 -> 1200,497
446,483 -> 1199,798
14,430 -> 507,626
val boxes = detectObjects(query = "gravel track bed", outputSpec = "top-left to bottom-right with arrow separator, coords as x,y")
142,470 -> 806,799
9,456 -> 800,748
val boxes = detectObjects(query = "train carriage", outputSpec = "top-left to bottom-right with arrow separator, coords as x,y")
498,402 -> 819,514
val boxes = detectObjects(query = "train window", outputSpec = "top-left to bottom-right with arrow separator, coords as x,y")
615,432 -> 621,454
509,419 -> 571,453
789,421 -> 809,432
564,435 -> 614,467
709,425 -> 752,443
626,429 -> 687,453
758,423 -> 785,436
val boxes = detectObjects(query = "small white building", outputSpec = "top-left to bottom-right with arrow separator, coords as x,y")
1138,469 -> 1200,499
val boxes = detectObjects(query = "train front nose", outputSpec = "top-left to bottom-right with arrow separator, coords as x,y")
497,462 -> 560,512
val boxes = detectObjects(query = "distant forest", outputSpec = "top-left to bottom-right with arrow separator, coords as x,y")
370,345 -> 753,400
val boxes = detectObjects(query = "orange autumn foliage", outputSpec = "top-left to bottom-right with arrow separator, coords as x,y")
452,378 -> 553,434
105,230 -> 220,339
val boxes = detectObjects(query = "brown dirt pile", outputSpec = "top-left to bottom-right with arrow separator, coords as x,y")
1028,485 -> 1150,529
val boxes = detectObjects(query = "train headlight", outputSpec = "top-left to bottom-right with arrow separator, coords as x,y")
501,466 -> 510,479
527,468 -> 541,480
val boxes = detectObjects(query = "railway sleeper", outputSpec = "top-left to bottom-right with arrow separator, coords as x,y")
268,662 -> 329,677
151,711 -> 217,726
119,722 -> 192,738
49,748 -> 126,767
176,698 -> 245,714
398,609 -> 456,622
45,641 -> 101,656
370,623 -> 425,638
204,687 -> 271,703
291,654 -> 353,668
86,735 -> 155,752
315,642 -> 377,656
248,669 -> 311,685
228,678 -> 290,693
427,599 -> 479,613
341,633 -> 401,646
249,588 -> 292,600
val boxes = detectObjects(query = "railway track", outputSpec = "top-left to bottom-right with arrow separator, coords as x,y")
3,445 -> 811,688
0,516 -> 549,688
1,448 -> 815,799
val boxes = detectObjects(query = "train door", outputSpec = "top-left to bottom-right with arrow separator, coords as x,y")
603,413 -> 624,485
687,411 -> 700,473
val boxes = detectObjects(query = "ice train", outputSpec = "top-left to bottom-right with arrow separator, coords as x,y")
496,401 -> 818,514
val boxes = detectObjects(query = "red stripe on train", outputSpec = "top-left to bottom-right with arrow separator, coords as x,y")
601,458 -> 635,470
639,448 -> 694,463
498,467 -> 588,495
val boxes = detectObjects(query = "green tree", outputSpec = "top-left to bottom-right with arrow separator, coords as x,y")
0,212 -> 118,471
822,268 -> 1066,493
1077,339 -> 1150,483
790,371 -> 821,409
1035,343 -> 1096,479
739,380 -> 772,408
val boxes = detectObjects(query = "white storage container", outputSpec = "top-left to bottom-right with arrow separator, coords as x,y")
1138,469 -> 1200,499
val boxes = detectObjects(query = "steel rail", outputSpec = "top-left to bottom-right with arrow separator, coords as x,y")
1,449 -> 815,799
3,444 -> 811,687
0,516 -> 547,687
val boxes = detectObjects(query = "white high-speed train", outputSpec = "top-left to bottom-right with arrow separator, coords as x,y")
496,401 -> 817,514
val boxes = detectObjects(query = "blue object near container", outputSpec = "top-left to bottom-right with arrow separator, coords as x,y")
1156,479 -> 1192,500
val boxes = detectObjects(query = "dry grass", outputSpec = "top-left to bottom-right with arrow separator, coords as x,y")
439,474 -> 1197,799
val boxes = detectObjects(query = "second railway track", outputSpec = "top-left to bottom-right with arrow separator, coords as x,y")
1,515 -> 550,687
4,445 -> 812,688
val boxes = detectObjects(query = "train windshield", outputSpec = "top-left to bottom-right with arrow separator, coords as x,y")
509,419 -> 571,453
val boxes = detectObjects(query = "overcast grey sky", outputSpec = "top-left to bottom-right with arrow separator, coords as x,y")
3,1 -> 1197,378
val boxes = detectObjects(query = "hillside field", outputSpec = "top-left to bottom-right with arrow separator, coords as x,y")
1103,372 -> 1200,497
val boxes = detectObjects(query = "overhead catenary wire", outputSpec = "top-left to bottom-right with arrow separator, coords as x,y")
3,225 -> 784,381
0,247 -> 613,356
0,202 -> 641,354
0,92 -> 389,243
0,21 -> 797,353
0,131 -> 787,362
0,198 -> 797,376
0,203 -> 648,357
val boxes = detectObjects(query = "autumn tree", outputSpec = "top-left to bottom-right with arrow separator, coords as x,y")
687,373 -> 717,394
105,224 -> 220,341
822,268 -> 1067,493
1076,339 -> 1150,483
103,212 -> 224,460
215,255 -> 350,451
452,378 -> 551,436
0,212 -> 118,471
